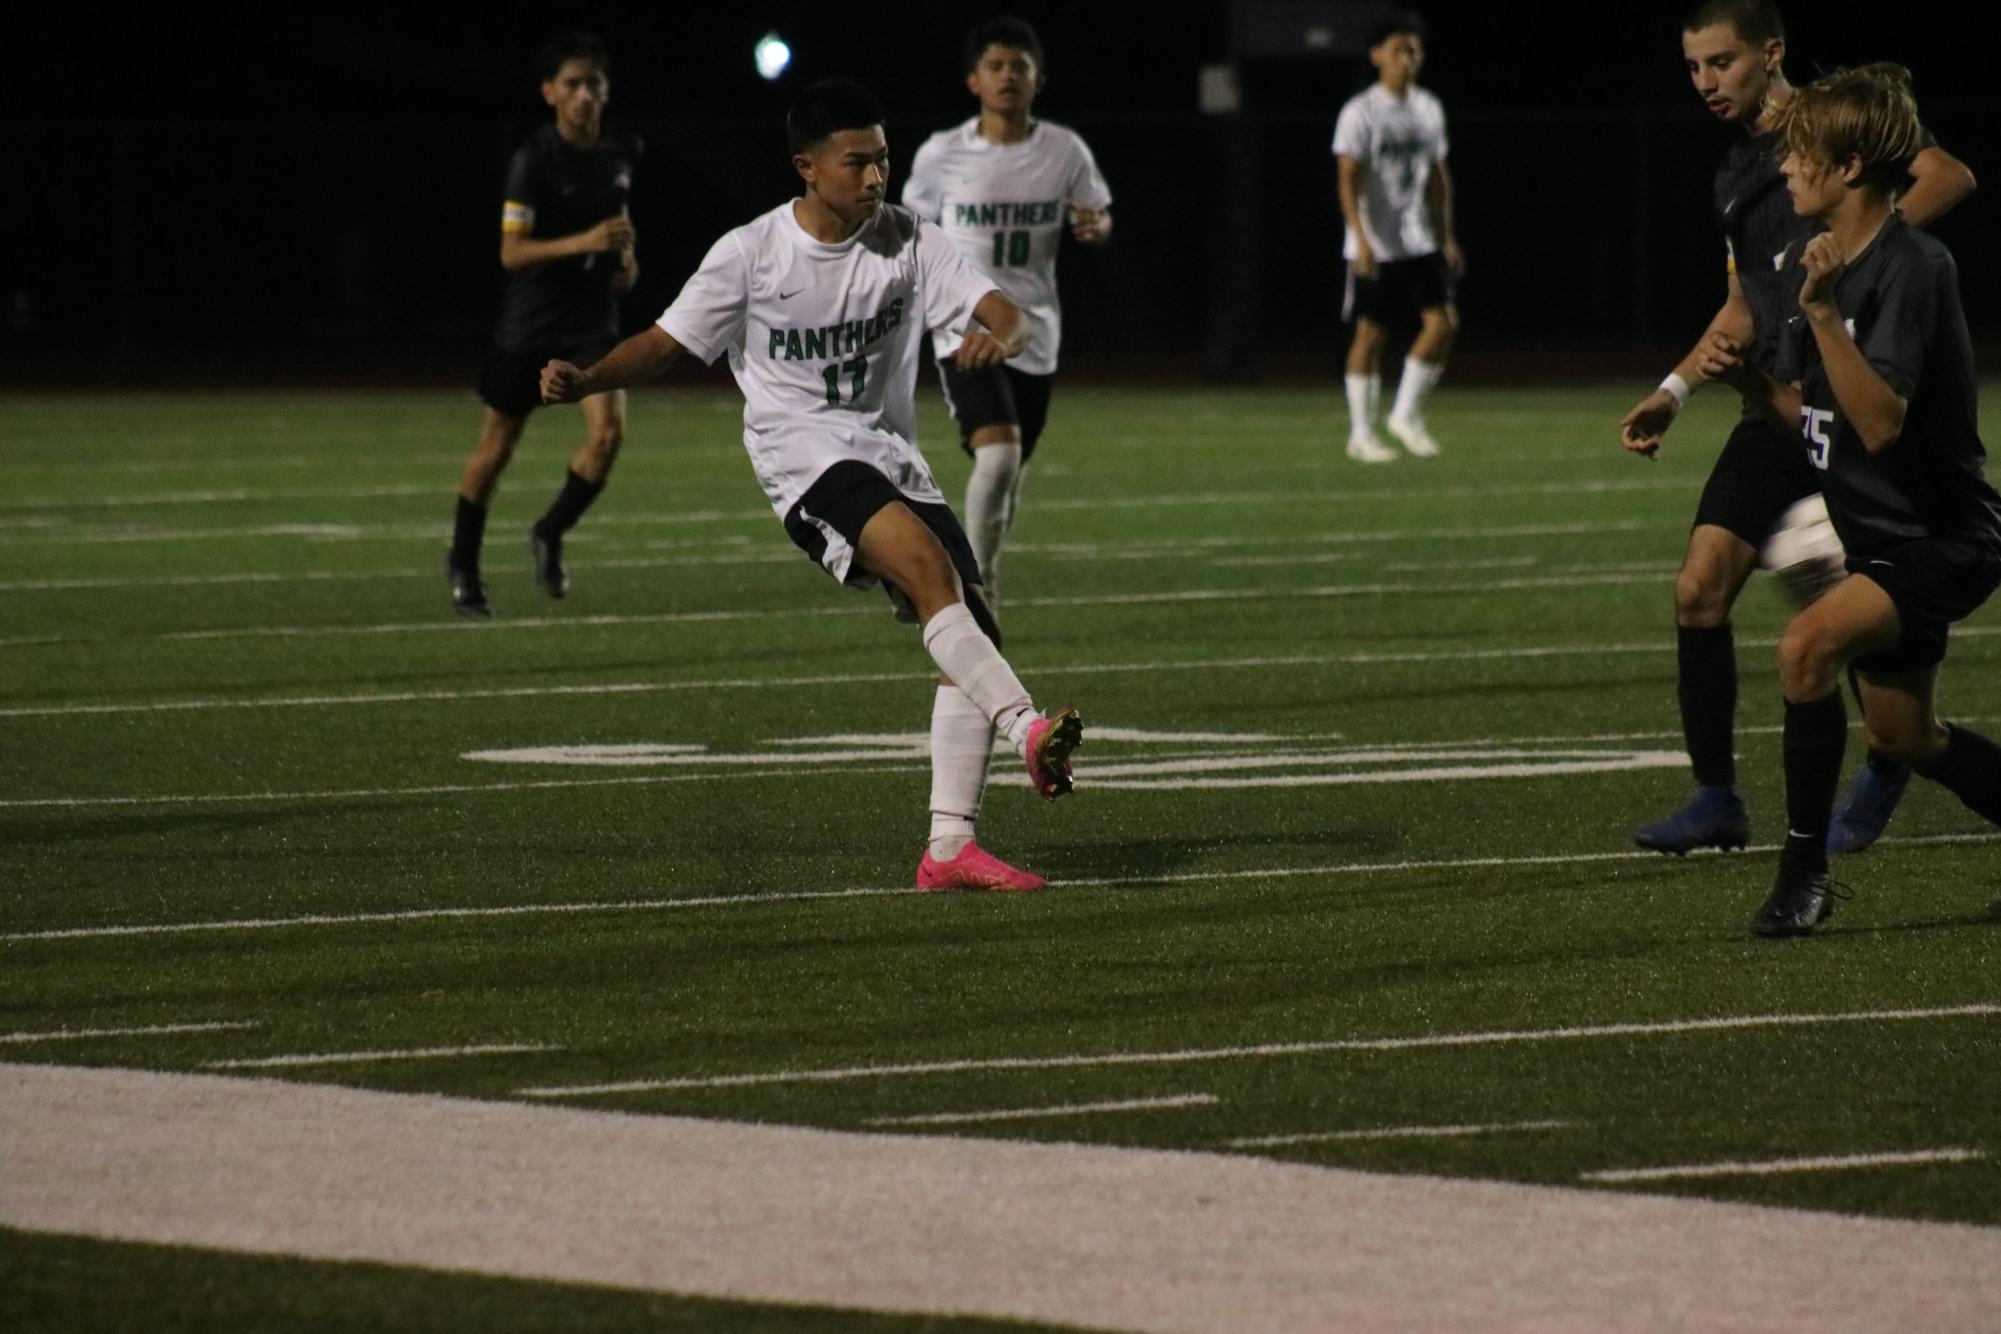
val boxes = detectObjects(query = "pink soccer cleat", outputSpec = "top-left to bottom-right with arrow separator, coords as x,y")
1023,707 -> 1083,801
916,841 -> 1047,892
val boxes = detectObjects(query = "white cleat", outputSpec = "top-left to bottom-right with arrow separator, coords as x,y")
1385,416 -> 1442,458
1345,433 -> 1399,463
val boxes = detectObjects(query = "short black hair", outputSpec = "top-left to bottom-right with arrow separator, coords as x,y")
1367,9 -> 1427,49
787,79 -> 885,155
535,32 -> 609,83
962,16 -> 1046,74
1683,0 -> 1784,45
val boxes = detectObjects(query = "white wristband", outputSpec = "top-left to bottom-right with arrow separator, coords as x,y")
1659,372 -> 1692,406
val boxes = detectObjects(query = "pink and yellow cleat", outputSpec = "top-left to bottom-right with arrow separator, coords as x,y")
916,841 -> 1047,892
1024,707 -> 1083,801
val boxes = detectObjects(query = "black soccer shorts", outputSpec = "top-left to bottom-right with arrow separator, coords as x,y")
938,361 -> 1055,462
1692,414 -> 1822,547
1849,536 -> 2001,673
1343,252 -> 1454,327
782,460 -> 999,644
477,339 -> 617,419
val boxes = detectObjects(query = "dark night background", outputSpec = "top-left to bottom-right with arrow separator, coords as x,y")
5,2 -> 1995,385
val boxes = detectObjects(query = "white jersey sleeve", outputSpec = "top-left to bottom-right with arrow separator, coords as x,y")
657,233 -> 748,365
901,137 -> 948,224
916,214 -> 998,340
1067,136 -> 1113,213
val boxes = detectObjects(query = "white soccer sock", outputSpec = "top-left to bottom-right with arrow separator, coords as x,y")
928,684 -> 994,860
1390,357 -> 1444,425
964,442 -> 1022,603
1344,373 -> 1381,439
919,602 -> 1037,751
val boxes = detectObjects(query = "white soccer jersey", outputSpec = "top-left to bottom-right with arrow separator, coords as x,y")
901,119 -> 1112,376
657,201 -> 998,518
1331,84 -> 1449,262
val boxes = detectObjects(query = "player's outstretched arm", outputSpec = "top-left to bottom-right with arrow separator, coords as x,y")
1620,273 -> 1755,457
543,325 -> 684,403
502,214 -> 637,271
952,291 -> 1028,370
1899,145 -> 1976,229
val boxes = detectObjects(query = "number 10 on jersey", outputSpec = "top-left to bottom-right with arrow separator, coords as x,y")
992,230 -> 1031,268
823,356 -> 868,405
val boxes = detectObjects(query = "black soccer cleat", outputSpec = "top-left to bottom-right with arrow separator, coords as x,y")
446,553 -> 491,618
530,526 -> 569,599
1749,864 -> 1848,939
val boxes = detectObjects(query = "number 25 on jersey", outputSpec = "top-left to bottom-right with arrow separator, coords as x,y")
1800,406 -> 1834,471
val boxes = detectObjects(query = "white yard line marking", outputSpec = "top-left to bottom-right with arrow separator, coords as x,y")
10,832 -> 2001,943
204,1043 -> 557,1070
0,1021 -> 258,1045
864,1094 -> 1218,1126
3,483 -> 437,509
517,1005 -> 2001,1099
1227,1119 -> 1575,1148
1581,1149 -> 1986,1184
0,521 -> 1661,591
11,1064 -> 2001,1334
0,572 -> 1673,651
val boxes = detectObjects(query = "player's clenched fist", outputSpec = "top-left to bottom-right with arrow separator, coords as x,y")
541,360 -> 586,403
1798,233 -> 1846,311
952,329 -> 1010,371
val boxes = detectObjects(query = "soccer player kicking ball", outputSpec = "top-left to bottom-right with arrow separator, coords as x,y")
1700,64 -> 2001,936
541,80 -> 1082,892
901,16 -> 1112,606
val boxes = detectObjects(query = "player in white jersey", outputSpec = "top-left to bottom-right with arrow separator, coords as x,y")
540,80 -> 1083,892
1332,9 -> 1463,462
901,16 -> 1112,605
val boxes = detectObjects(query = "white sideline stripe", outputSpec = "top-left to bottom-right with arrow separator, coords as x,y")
0,572 -> 1671,651
0,521 -> 1661,591
204,1043 -> 557,1070
865,1094 -> 1219,1126
1582,1149 -> 1986,1184
1228,1119 -> 1575,1148
11,1065 -> 2001,1334
516,1005 -> 2001,1099
0,1021 -> 258,1045
10,831 -> 2001,943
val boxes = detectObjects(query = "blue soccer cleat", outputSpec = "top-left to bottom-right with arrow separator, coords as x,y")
1633,785 -> 1750,855
1826,758 -> 1911,854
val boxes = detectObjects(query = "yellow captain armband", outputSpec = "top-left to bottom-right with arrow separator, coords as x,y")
502,201 -> 535,235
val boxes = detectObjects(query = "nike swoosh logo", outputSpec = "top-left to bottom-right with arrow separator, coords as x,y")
779,289 -> 803,300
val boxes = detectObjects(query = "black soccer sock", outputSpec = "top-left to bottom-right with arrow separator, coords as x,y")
535,468 -> 606,537
451,496 -> 488,568
1781,693 -> 1847,875
1677,624 -> 1738,789
1912,724 -> 2001,826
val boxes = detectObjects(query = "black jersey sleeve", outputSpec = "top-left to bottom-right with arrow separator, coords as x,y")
1861,247 -> 1947,400
501,140 -> 545,235
1772,244 -> 1808,383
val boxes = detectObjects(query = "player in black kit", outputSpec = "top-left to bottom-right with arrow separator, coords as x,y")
1618,1 -> 1973,856
1699,63 -> 2001,935
447,33 -> 642,616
